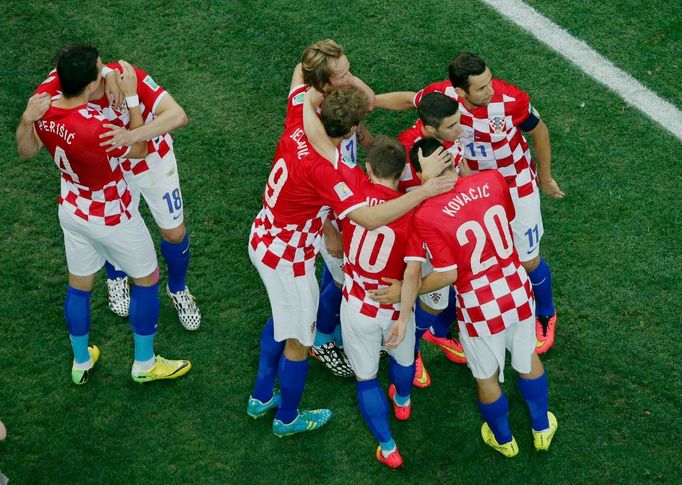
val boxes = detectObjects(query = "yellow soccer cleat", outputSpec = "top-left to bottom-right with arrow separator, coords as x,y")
132,356 -> 192,383
533,411 -> 558,451
72,345 -> 100,385
481,422 -> 519,457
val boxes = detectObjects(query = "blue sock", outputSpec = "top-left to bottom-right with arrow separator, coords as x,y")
528,258 -> 555,318
332,323 -> 343,347
320,263 -> 333,289
479,393 -> 513,444
275,355 -> 309,424
518,373 -> 550,431
431,310 -> 452,338
415,303 -> 437,353
356,379 -> 392,444
316,280 -> 342,337
252,318 -> 285,402
389,357 -> 414,402
161,232 -> 190,293
104,261 -> 127,280
64,285 -> 92,363
129,284 -> 159,362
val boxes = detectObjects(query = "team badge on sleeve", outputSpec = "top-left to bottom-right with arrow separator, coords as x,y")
143,75 -> 160,91
489,116 -> 507,134
292,92 -> 305,106
334,182 -> 353,201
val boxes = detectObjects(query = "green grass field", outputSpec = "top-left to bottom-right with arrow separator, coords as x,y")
1,1 -> 681,483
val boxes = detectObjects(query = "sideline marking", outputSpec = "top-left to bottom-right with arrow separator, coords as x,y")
480,0 -> 682,142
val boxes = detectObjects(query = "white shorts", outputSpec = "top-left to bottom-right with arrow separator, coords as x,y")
126,151 -> 184,230
340,301 -> 416,380
458,316 -> 535,383
418,259 -> 450,311
248,244 -> 319,347
59,206 -> 158,278
319,235 -> 345,286
510,183 -> 544,262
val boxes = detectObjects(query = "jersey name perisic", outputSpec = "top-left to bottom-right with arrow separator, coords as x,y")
340,171 -> 424,321
413,170 -> 534,337
35,104 -> 133,226
396,118 -> 464,193
249,85 -> 368,277
415,79 -> 537,198
35,64 -> 173,176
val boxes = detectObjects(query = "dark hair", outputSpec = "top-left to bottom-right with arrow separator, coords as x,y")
448,52 -> 487,92
366,136 -> 405,181
418,92 -> 459,129
409,137 -> 445,173
56,44 -> 99,97
320,85 -> 368,138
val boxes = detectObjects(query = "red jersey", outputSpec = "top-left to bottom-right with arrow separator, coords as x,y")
35,64 -> 173,176
35,104 -> 132,226
415,79 -> 537,198
249,85 -> 368,277
340,171 -> 423,321
396,118 -> 464,193
413,171 -> 534,337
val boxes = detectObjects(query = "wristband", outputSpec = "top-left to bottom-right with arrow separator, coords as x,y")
101,66 -> 114,77
125,95 -> 140,108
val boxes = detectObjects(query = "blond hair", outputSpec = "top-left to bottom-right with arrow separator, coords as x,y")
301,39 -> 344,92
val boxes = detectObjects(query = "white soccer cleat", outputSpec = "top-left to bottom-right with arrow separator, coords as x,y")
107,277 -> 130,318
167,285 -> 202,331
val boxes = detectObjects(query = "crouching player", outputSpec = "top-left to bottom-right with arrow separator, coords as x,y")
412,138 -> 558,456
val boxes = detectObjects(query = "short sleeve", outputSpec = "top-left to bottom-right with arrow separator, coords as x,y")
414,80 -> 455,107
497,80 -> 532,127
414,210 -> 457,272
404,227 -> 427,262
311,160 -> 367,219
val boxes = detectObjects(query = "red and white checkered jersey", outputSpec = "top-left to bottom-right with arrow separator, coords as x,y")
35,104 -> 133,226
415,79 -> 537,198
413,170 -> 534,337
340,175 -> 424,321
396,118 -> 464,193
35,64 -> 173,176
249,85 -> 368,277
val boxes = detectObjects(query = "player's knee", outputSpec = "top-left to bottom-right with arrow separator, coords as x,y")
131,267 -> 160,287
522,255 -> 541,273
476,374 -> 502,403
160,224 -> 186,244
520,352 -> 545,379
284,339 -> 309,360
68,272 -> 95,292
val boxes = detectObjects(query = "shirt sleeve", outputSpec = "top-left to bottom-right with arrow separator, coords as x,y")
497,79 -> 532,127
312,159 -> 368,220
34,69 -> 61,98
413,80 -> 453,107
413,211 -> 457,272
404,226 -> 427,262
284,85 -> 307,130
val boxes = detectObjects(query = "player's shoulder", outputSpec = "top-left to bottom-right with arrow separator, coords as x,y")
415,80 -> 456,106
492,78 -> 528,101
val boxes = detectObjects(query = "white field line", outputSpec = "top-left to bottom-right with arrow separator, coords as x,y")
480,0 -> 682,142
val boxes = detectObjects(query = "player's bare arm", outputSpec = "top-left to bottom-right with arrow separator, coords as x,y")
322,218 -> 343,259
16,93 -> 51,159
303,87 -> 338,164
420,268 -> 457,295
348,75 -> 376,111
291,63 -> 305,91
355,122 -> 373,149
527,120 -> 564,198
385,260 -> 422,349
102,67 -> 124,109
112,60 -> 148,158
374,91 -> 417,111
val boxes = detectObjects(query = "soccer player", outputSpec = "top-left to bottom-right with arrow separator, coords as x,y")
336,136 -> 422,468
16,44 -> 191,384
246,82 -> 452,437
412,137 -> 558,457
26,54 -> 201,331
413,53 -> 563,353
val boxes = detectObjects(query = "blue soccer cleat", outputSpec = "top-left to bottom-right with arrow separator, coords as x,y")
247,391 -> 281,419
272,409 -> 333,437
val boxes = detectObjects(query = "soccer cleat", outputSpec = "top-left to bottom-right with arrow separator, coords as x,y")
535,313 -> 557,354
167,286 -> 202,331
107,277 -> 130,318
423,331 -> 467,364
309,342 -> 355,377
376,445 -> 403,469
247,391 -> 281,419
481,422 -> 519,457
131,356 -> 192,383
413,351 -> 431,388
387,384 -> 411,421
72,345 -> 100,385
533,411 -> 558,451
272,409 -> 333,437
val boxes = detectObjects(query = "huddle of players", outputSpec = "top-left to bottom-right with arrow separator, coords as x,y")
15,44 -> 200,384
248,40 -> 561,467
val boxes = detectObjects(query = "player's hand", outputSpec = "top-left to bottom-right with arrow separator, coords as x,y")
384,320 -> 407,349
458,157 -> 474,177
539,177 -> 565,199
100,123 -> 135,151
21,93 -> 51,124
118,60 -> 138,97
324,228 -> 343,259
104,68 -> 124,109
419,146 -> 452,180
421,173 -> 455,197
369,278 -> 402,305
305,87 -> 325,108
